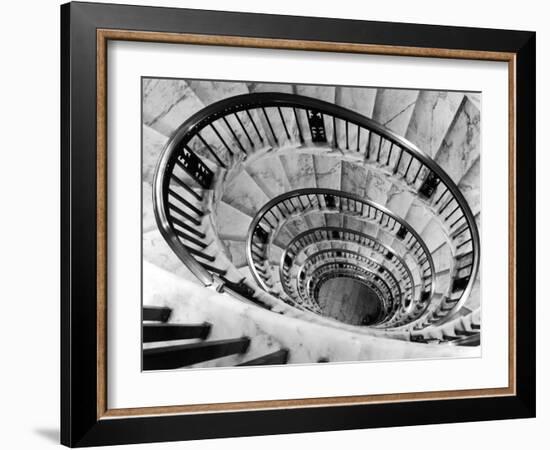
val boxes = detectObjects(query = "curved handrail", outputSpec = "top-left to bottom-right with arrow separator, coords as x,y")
303,258 -> 400,323
280,228 -> 415,297
297,248 -> 403,309
153,92 -> 480,325
309,263 -> 391,301
246,189 -> 434,310
279,230 -> 413,311
308,264 -> 392,325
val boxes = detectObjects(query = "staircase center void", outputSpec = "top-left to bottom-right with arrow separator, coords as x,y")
152,90 -> 480,331
317,277 -> 383,326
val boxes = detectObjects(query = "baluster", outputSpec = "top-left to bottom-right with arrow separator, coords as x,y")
181,244 -> 215,262
234,112 -> 254,148
376,136 -> 383,162
168,188 -> 203,217
457,238 -> 473,250
412,165 -> 423,184
365,130 -> 372,158
333,116 -> 338,147
293,108 -> 304,143
262,107 -> 278,144
438,196 -> 454,214
222,116 -> 246,154
200,263 -> 227,276
450,215 -> 465,228
404,154 -> 414,179
168,202 -> 201,226
451,224 -> 469,239
386,143 -> 394,165
445,205 -> 460,220
209,123 -> 234,156
196,132 -> 226,168
171,172 -> 203,201
434,188 -> 448,206
393,148 -> 403,174
246,109 -> 264,143
174,229 -> 207,249
277,107 -> 291,140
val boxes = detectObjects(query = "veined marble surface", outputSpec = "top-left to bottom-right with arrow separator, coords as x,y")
336,86 -> 377,119
245,155 -> 291,198
279,153 -> 317,189
372,89 -> 419,136
143,261 -> 479,367
435,97 -> 480,183
406,91 -> 465,158
222,170 -> 269,217
141,78 -> 481,352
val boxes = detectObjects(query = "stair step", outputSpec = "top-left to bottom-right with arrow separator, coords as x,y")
279,153 -> 317,189
452,333 -> 480,347
458,157 -> 481,215
237,349 -> 290,366
143,306 -> 172,323
295,85 -> 336,142
142,125 -> 169,185
372,89 -> 419,136
143,323 -> 211,342
405,91 -> 464,158
143,337 -> 251,370
246,155 -> 292,198
144,80 -> 205,138
454,328 -> 478,337
435,96 -> 480,183
216,201 -> 253,240
223,170 -> 269,217
335,86 -> 377,120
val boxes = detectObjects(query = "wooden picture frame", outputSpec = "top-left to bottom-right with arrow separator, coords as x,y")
61,1 -> 535,446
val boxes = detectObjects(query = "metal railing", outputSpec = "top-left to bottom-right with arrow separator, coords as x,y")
153,92 -> 480,328
297,249 -> 403,307
306,262 -> 395,324
246,190 -> 435,320
279,228 -> 415,299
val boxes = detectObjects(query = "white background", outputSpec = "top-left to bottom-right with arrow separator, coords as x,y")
109,41 -> 507,408
0,0 -> 546,449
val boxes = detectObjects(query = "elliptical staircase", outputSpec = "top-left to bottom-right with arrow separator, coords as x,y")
142,80 -> 481,369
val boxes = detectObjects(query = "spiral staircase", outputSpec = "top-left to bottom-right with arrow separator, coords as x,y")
142,79 -> 481,370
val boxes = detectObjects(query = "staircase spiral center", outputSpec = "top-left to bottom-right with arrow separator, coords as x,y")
317,277 -> 384,326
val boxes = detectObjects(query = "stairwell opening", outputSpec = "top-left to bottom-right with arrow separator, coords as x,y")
316,277 -> 383,326
142,77 -> 482,370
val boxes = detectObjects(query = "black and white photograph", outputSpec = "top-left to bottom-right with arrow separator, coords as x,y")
0,0 -> 542,447
141,78 -> 481,370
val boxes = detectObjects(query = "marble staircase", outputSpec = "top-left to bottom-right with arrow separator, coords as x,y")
142,79 -> 482,368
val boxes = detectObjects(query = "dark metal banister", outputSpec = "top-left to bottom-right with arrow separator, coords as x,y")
311,272 -> 388,326
284,229 -> 414,292
309,265 -> 393,323
302,258 -> 398,313
290,238 -> 411,301
309,263 -> 391,296
153,92 -> 479,324
297,249 -> 403,307
282,230 -> 419,321
284,232 -> 412,306
246,190 -> 433,301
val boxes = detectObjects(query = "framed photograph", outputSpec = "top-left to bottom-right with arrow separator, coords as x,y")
61,1 -> 536,447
